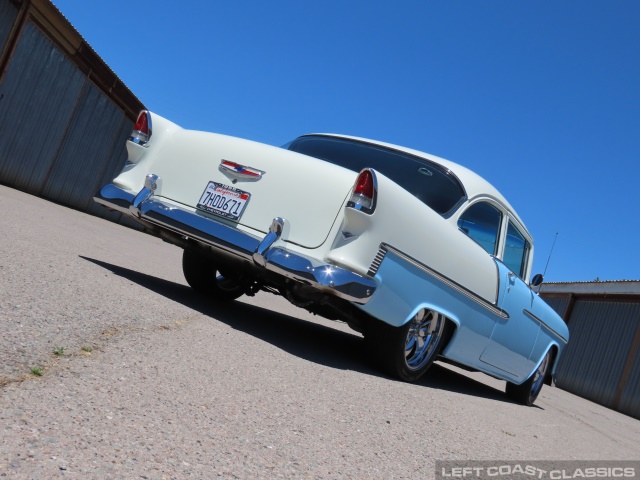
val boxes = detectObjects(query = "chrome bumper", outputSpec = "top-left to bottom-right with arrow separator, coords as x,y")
94,176 -> 376,304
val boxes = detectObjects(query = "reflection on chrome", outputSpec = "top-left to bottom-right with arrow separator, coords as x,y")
94,182 -> 376,304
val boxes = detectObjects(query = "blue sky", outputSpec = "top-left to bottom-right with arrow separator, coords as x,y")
52,1 -> 639,282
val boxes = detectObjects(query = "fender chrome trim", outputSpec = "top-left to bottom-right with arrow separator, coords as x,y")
370,243 -> 509,319
523,309 -> 569,343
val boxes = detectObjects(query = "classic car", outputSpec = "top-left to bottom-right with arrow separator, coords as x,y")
95,110 -> 569,406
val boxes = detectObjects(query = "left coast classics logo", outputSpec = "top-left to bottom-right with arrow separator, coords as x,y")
435,461 -> 639,480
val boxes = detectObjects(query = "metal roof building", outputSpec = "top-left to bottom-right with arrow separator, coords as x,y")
0,0 -> 144,225
539,281 -> 640,419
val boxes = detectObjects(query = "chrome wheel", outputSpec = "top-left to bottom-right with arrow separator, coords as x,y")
529,351 -> 550,403
364,309 -> 449,382
505,349 -> 553,406
404,309 -> 445,371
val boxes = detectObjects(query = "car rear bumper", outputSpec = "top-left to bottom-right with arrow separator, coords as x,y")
94,175 -> 376,304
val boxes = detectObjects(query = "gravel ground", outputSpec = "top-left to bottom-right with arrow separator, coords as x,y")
1,185 -> 639,479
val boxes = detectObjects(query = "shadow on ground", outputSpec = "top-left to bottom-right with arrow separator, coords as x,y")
82,256 -> 513,404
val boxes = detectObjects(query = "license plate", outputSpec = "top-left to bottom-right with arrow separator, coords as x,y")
196,182 -> 250,221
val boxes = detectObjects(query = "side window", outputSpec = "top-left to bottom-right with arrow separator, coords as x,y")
504,221 -> 530,278
457,202 -> 502,255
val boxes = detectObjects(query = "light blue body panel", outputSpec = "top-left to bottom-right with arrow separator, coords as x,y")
358,246 -> 569,384
479,261 -> 540,379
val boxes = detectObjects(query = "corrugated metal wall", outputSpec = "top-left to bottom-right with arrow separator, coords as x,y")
0,0 -> 17,52
619,344 -> 640,419
0,0 -> 141,226
0,21 -> 87,191
554,300 -> 640,419
41,81 -> 132,217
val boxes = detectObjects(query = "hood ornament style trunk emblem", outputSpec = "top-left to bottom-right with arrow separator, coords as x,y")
219,160 -> 266,182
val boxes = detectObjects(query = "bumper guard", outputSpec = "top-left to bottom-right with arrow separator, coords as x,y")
94,175 -> 376,304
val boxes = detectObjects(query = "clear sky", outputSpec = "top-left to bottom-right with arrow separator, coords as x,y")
52,1 -> 639,283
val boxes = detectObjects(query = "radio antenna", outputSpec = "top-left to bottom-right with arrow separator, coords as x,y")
543,232 -> 559,277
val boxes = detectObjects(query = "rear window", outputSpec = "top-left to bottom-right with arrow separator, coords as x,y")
286,135 -> 466,216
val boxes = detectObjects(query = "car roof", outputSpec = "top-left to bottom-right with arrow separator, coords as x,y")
313,133 -> 530,237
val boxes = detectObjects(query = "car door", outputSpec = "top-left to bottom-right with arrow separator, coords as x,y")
479,220 -> 539,380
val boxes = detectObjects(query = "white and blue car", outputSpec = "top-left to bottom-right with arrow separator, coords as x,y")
95,110 -> 569,406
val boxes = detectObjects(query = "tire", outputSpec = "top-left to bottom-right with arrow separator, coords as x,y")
505,349 -> 552,406
365,308 -> 446,382
182,248 -> 245,301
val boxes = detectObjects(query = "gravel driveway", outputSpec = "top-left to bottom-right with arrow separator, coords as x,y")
1,185 -> 638,479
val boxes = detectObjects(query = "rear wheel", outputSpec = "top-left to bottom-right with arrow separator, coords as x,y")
365,308 -> 446,382
182,249 -> 245,301
505,349 -> 552,406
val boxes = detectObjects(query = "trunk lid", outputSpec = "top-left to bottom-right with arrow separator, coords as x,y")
150,129 -> 356,248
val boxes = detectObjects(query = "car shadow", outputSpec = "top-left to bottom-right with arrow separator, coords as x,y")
81,256 -> 514,404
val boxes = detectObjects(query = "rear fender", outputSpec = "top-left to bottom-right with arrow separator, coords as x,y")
117,112 -> 183,192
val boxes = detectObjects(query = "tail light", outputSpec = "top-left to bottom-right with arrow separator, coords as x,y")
347,168 -> 377,214
129,110 -> 152,146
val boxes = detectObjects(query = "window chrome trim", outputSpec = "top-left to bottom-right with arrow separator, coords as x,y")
457,200 -> 503,256
504,218 -> 531,279
369,243 -> 509,319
